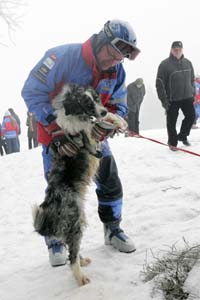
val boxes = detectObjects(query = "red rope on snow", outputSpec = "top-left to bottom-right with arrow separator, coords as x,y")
129,132 -> 200,158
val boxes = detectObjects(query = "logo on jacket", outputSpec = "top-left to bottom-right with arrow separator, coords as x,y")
43,56 -> 56,70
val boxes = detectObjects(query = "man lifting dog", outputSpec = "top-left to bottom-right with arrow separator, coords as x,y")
21,19 -> 140,267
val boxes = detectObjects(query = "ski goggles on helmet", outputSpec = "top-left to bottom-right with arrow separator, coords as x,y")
110,38 -> 140,60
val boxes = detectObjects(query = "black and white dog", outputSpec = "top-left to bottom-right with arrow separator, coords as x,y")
33,84 -> 127,285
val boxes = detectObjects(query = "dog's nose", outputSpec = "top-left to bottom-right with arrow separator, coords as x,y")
100,110 -> 107,117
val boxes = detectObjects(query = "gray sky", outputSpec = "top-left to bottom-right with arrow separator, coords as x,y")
0,0 -> 199,128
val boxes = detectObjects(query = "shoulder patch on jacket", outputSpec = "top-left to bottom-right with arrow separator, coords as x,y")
43,56 -> 56,69
33,54 -> 57,84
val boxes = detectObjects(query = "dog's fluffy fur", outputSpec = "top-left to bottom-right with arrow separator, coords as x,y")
32,84 -> 127,285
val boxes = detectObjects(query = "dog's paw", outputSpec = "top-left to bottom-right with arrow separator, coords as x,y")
80,257 -> 92,267
79,274 -> 90,285
102,112 -> 128,132
72,261 -> 91,285
75,272 -> 90,285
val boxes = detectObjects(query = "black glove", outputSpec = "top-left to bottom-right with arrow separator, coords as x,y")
91,121 -> 116,141
162,100 -> 170,111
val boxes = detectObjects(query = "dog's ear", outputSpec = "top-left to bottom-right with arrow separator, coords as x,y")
52,85 -> 72,111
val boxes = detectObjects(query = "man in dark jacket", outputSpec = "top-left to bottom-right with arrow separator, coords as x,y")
126,78 -> 145,136
156,41 -> 195,150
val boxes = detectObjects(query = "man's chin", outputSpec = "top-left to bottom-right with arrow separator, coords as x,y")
98,60 -> 115,71
99,64 -> 113,71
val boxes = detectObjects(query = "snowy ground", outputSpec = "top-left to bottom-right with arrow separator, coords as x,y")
1,127 -> 200,300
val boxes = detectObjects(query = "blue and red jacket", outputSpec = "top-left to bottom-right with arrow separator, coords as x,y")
194,79 -> 200,104
21,35 -> 128,145
1,116 -> 19,139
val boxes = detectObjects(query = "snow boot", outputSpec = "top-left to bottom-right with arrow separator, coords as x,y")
45,236 -> 67,267
104,224 -> 136,253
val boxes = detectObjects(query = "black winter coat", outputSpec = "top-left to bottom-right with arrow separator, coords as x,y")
156,54 -> 195,109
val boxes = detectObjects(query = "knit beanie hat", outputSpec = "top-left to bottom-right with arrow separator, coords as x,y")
135,78 -> 144,87
4,110 -> 11,116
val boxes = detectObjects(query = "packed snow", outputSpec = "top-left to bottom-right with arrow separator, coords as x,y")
1,127 -> 200,300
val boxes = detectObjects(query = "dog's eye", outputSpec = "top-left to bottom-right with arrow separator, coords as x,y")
84,98 -> 95,109
80,97 -> 95,114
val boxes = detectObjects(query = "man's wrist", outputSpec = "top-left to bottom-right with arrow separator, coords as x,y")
44,122 -> 61,134
45,114 -> 56,124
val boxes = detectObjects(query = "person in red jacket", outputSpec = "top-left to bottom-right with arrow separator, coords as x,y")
8,108 -> 21,151
1,111 -> 19,154
192,75 -> 200,128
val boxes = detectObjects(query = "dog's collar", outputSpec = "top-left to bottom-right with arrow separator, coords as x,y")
78,115 -> 93,122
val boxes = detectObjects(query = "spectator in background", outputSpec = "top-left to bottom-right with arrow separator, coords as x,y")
192,74 -> 200,129
8,108 -> 21,151
26,111 -> 38,149
156,41 -> 195,151
0,123 -> 7,156
1,111 -> 19,154
125,78 -> 145,137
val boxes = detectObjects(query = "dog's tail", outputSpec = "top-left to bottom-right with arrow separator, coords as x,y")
32,203 -> 45,233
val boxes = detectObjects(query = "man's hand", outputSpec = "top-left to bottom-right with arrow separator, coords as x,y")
162,100 -> 170,112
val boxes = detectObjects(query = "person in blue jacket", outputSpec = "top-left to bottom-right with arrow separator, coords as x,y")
1,111 -> 20,154
21,19 -> 140,267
